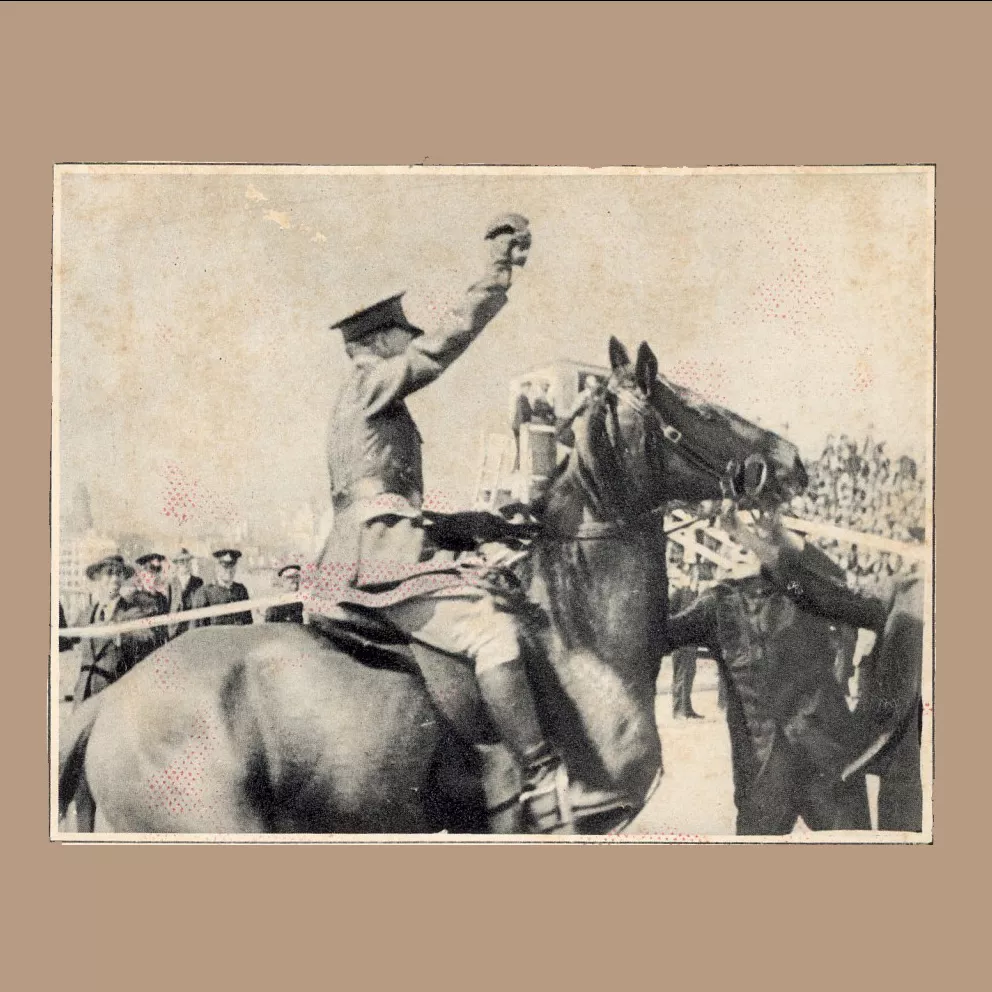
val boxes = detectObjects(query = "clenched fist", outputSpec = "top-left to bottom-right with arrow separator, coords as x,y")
485,213 -> 532,287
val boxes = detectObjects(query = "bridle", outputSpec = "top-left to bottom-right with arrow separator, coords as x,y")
557,375 -> 771,542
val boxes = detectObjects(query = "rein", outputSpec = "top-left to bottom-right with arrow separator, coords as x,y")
540,378 -> 764,543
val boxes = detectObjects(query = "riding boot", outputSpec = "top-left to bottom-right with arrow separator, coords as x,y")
476,659 -> 575,835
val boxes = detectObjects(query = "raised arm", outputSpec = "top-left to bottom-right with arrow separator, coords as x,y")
767,543 -> 890,633
719,506 -> 890,633
363,215 -> 532,414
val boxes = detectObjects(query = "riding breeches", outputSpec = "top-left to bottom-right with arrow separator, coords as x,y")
380,585 -> 522,673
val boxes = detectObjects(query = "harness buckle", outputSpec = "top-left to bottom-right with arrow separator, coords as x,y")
663,425 -> 682,444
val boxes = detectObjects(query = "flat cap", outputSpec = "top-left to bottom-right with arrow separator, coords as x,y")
135,553 -> 166,567
213,549 -> 243,566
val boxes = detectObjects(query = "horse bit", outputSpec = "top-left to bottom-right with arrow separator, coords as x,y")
580,379 -> 772,540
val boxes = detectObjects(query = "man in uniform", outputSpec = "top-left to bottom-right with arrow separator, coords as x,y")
664,527 -> 872,835
166,547 -> 204,638
309,214 -> 573,835
668,564 -> 704,719
724,510 -> 925,833
511,379 -> 532,471
530,380 -> 556,426
265,564 -> 305,623
71,555 -> 164,705
191,549 -> 254,627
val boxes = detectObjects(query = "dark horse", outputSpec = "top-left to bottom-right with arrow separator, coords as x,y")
58,338 -> 808,835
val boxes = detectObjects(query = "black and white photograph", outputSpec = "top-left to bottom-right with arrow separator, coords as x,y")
52,164 -> 934,843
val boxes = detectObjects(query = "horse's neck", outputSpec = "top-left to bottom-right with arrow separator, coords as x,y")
524,482 -> 669,811
534,525 -> 668,689
536,471 -> 668,675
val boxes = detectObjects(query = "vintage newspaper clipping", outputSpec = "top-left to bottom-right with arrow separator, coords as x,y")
52,165 -> 934,844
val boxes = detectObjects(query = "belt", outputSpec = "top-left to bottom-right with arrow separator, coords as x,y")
333,480 -> 423,518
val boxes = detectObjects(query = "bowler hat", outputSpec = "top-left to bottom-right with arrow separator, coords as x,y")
86,555 -> 135,581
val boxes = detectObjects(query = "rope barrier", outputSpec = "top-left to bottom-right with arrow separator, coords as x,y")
779,516 -> 929,561
58,517 -> 927,641
58,593 -> 306,640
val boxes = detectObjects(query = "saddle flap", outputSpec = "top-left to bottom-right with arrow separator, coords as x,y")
310,603 -> 499,747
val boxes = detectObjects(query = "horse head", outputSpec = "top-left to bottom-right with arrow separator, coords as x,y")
605,336 -> 808,511
527,336 -> 809,832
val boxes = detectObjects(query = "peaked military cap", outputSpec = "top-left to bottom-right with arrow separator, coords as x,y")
86,555 -> 135,581
213,549 -> 243,566
135,552 -> 166,567
331,293 -> 424,345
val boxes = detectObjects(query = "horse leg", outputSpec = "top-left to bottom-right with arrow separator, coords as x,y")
74,777 -> 96,832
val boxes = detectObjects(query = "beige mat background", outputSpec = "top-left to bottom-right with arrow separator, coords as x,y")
5,2 -> 983,989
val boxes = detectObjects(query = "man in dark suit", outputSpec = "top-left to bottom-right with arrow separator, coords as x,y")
166,547 -> 204,638
666,540 -> 872,835
71,556 -> 165,705
727,511 -> 925,833
191,549 -> 254,627
530,380 -> 556,426
668,567 -> 703,719
265,564 -> 304,623
512,380 -> 532,471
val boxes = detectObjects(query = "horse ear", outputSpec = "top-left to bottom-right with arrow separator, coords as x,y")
609,336 -> 630,370
635,342 -> 659,394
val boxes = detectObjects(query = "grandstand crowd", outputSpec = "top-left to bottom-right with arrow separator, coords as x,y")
790,434 -> 928,596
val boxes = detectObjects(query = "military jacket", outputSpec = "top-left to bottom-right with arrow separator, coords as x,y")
316,269 -> 512,598
190,582 -> 254,627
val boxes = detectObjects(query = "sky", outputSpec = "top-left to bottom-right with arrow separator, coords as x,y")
54,166 -> 934,544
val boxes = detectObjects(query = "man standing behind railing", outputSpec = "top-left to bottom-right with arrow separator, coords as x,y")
191,549 -> 254,627
166,547 -> 204,638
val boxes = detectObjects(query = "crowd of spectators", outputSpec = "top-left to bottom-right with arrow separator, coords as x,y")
789,434 -> 928,596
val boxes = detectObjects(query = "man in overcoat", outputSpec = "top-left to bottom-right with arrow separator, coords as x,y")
166,547 -> 204,638
727,511 -> 926,833
665,538 -> 872,835
265,564 -> 305,623
71,555 -> 165,705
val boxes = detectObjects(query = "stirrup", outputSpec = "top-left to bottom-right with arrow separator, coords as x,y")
519,763 -> 575,835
